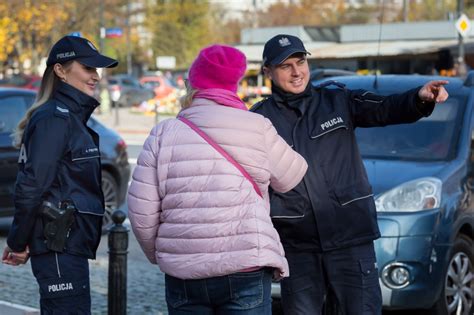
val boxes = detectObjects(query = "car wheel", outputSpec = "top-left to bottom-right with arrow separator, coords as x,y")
101,171 -> 119,233
432,235 -> 473,315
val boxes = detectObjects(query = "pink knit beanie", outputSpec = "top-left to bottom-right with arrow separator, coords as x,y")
188,45 -> 247,93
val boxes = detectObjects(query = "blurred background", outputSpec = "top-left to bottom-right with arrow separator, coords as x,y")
1,1 -> 474,314
1,0 -> 474,109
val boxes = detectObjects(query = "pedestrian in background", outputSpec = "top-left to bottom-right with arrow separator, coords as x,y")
2,35 -> 118,314
252,34 -> 448,315
127,44 -> 308,314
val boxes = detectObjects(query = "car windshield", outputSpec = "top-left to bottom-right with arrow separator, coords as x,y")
356,96 -> 465,161
0,95 -> 30,134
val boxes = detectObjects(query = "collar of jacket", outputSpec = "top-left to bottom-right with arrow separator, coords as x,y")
54,81 -> 99,122
271,82 -> 313,115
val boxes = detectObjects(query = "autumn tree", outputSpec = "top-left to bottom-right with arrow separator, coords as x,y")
0,0 -> 145,75
145,0 -> 219,69
0,1 -> 70,74
0,3 -> 18,71
411,0 -> 456,21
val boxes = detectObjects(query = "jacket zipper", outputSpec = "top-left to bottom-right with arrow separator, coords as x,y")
271,111 -> 307,220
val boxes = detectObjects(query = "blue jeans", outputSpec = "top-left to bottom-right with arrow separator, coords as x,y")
30,252 -> 91,315
165,268 -> 273,315
281,242 -> 382,315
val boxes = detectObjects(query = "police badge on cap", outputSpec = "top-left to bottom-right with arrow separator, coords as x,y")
46,35 -> 118,68
262,34 -> 311,66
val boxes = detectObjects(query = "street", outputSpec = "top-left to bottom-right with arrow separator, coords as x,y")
0,228 -> 169,315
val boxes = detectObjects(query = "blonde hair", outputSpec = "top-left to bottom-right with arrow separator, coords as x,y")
179,84 -> 198,110
12,62 -> 72,147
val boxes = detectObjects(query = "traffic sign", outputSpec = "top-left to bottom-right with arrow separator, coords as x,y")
455,14 -> 471,38
105,28 -> 123,38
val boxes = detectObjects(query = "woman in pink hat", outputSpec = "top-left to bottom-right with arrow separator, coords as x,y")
127,44 -> 308,314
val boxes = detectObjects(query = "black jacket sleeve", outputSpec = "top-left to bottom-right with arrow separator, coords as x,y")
347,87 -> 436,128
7,115 -> 69,252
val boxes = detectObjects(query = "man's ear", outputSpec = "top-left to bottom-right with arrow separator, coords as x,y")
262,66 -> 272,80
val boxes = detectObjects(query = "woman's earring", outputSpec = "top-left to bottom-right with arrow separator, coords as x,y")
62,77 -> 67,83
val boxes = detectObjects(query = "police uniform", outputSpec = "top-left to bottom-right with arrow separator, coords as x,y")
7,81 -> 104,312
252,82 -> 435,314
6,35 -> 118,314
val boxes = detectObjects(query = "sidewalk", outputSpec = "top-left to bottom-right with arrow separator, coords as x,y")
0,301 -> 39,315
94,108 -> 174,145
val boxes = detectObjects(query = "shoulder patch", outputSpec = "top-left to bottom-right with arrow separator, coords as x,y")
54,106 -> 70,119
313,80 -> 346,90
352,90 -> 385,104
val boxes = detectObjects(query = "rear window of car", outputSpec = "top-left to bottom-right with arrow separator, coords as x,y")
0,95 -> 32,134
122,78 -> 140,87
142,81 -> 160,89
356,97 -> 465,161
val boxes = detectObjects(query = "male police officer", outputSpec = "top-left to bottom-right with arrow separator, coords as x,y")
251,34 -> 448,314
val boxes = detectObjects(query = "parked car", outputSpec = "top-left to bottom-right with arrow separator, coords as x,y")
0,74 -> 42,91
271,74 -> 474,315
139,75 -> 176,100
107,74 -> 154,108
309,68 -> 356,82
0,87 -> 130,233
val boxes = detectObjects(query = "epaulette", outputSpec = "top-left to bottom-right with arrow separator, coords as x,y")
249,97 -> 269,112
53,105 -> 70,119
313,80 -> 346,90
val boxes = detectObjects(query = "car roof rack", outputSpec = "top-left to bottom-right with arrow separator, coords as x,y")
463,70 -> 474,87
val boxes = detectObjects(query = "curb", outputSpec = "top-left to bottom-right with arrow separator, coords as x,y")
0,301 -> 39,315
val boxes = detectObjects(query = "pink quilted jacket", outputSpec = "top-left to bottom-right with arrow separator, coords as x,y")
127,98 -> 308,279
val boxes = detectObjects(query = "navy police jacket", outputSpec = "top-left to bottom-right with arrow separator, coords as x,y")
251,82 -> 435,252
7,82 -> 104,259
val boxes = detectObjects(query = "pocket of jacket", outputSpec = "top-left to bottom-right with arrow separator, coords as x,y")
270,191 -> 306,219
71,147 -> 100,162
310,114 -> 349,139
334,181 -> 374,206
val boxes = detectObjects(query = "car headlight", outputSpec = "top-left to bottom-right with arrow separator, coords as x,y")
375,177 -> 442,212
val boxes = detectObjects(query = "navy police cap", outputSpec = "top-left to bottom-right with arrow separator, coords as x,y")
262,34 -> 311,66
46,35 -> 118,68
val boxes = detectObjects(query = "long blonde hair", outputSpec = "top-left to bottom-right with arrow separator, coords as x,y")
179,82 -> 198,110
12,62 -> 71,147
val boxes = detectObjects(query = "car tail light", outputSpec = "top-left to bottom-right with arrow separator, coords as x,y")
117,138 -> 127,150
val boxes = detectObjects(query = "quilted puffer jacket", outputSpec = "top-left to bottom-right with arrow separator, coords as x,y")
127,98 -> 308,279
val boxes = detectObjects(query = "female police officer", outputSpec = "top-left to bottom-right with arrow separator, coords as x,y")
1,35 -> 117,314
